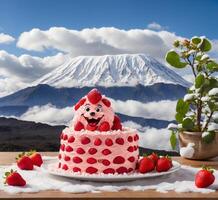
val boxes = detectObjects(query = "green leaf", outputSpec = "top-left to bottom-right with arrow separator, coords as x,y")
175,113 -> 184,123
166,51 -> 187,68
207,61 -> 218,72
191,37 -> 202,45
201,78 -> 218,94
208,102 -> 216,111
176,99 -> 190,115
209,78 -> 218,88
202,131 -> 215,143
173,40 -> 180,47
208,102 -> 218,111
199,38 -> 212,52
182,118 -> 194,131
176,99 -> 184,113
195,74 -> 205,88
195,55 -> 202,61
170,131 -> 177,150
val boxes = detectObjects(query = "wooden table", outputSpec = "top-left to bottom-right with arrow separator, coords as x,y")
0,152 -> 218,200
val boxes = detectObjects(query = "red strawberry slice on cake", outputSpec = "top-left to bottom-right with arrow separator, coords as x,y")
87,89 -> 102,104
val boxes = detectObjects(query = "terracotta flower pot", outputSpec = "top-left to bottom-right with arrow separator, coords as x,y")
179,131 -> 218,160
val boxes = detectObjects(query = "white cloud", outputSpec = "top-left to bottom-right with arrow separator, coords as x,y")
147,22 -> 164,31
0,76 -> 26,97
139,127 -> 172,150
0,33 -> 15,44
17,27 -> 183,63
0,50 -> 66,82
19,98 -> 176,126
123,121 -> 172,150
0,51 -> 67,96
110,99 -> 176,121
20,104 -> 74,126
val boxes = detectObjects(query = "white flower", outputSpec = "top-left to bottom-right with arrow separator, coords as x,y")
201,54 -> 209,60
178,124 -> 183,129
213,112 -> 218,120
202,132 -> 210,138
189,85 -> 195,91
201,96 -> 210,101
188,50 -> 196,54
167,123 -> 178,130
207,123 -> 218,131
209,88 -> 218,96
184,94 -> 195,101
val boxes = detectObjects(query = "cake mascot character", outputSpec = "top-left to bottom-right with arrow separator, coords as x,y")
72,89 -> 122,132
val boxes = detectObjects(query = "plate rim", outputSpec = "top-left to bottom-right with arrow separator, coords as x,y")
43,159 -> 181,181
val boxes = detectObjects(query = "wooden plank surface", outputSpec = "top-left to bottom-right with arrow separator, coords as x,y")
0,152 -> 217,200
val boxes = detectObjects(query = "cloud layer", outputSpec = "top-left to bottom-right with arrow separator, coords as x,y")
0,33 -> 15,44
19,98 -> 176,126
20,104 -> 74,126
147,22 -> 165,31
0,51 -> 67,96
110,99 -> 176,121
17,27 -> 182,62
123,121 -> 172,150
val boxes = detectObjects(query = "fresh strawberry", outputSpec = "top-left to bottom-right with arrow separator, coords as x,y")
16,153 -> 34,170
87,89 -> 102,104
156,156 -> 172,172
195,166 -> 215,188
148,152 -> 159,165
27,150 -> 43,167
138,157 -> 155,173
4,169 -> 26,186
98,121 -> 110,131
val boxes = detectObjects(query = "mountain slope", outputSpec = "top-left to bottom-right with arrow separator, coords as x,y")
34,54 -> 189,88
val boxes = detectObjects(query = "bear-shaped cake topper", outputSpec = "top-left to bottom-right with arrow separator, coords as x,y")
72,89 -> 122,132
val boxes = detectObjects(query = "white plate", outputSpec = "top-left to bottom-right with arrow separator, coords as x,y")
43,158 -> 181,182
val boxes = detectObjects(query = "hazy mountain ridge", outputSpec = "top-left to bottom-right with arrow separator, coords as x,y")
0,83 -> 187,107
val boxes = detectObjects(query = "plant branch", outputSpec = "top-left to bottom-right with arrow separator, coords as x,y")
202,111 -> 214,132
187,57 -> 197,77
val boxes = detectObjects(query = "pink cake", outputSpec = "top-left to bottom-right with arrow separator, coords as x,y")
58,89 -> 139,174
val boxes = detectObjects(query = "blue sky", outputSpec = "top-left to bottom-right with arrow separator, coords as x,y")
1,0 -> 218,38
0,0 -> 217,56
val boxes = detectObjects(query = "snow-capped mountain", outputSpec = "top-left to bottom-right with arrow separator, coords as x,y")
34,54 -> 189,88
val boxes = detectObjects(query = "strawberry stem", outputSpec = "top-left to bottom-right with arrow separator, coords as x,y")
202,165 -> 214,173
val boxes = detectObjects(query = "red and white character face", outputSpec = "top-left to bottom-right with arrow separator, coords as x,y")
73,89 -> 115,131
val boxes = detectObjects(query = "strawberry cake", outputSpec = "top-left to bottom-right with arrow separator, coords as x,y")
58,89 -> 139,174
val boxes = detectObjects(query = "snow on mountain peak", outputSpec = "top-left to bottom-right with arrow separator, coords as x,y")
34,54 -> 189,88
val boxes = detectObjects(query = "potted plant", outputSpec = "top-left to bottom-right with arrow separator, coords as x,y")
166,36 -> 218,160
